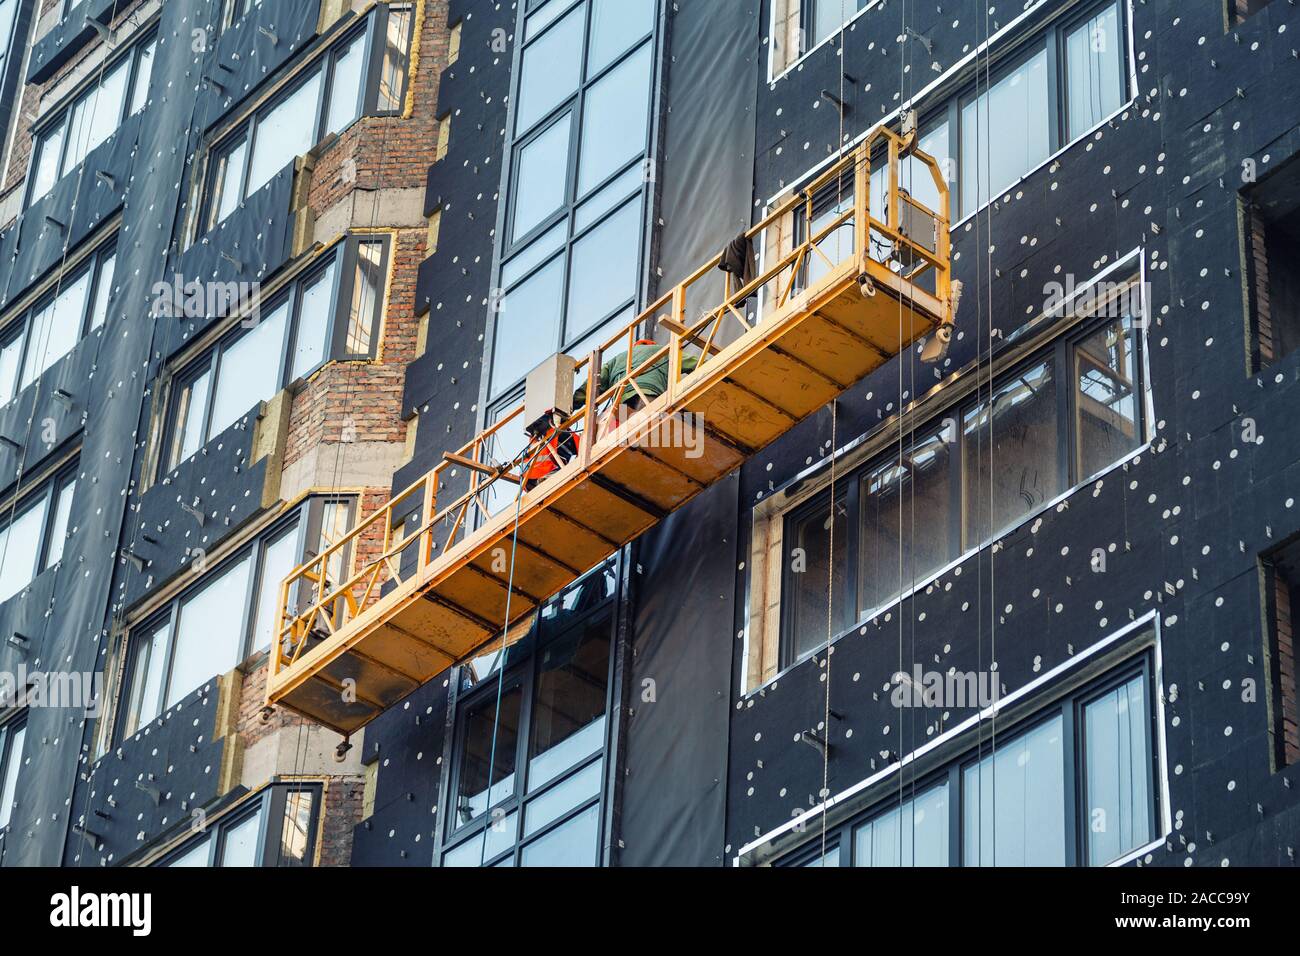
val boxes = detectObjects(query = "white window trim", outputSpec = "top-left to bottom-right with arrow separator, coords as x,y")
739,247 -> 1154,696
735,607 -> 1172,865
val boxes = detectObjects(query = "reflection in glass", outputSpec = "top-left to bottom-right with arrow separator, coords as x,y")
0,724 -> 25,829
247,73 -> 323,197
859,425 -> 954,615
528,613 -> 611,789
962,360 -> 1059,547
293,261 -> 337,379
278,789 -> 316,865
1075,316 -> 1140,480
518,802 -> 598,866
208,301 -> 289,439
456,686 -> 522,824
220,810 -> 262,867
377,8 -> 414,112
347,242 -> 384,355
564,198 -> 641,340
785,492 -> 849,664
524,759 -> 602,837
125,619 -> 170,735
492,256 -> 565,395
0,501 -> 46,603
587,0 -> 654,77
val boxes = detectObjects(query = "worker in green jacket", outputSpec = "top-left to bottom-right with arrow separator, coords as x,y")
572,339 -> 699,410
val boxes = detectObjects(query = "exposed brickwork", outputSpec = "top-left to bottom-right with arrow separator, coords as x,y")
1274,570 -> 1300,766
317,778 -> 365,866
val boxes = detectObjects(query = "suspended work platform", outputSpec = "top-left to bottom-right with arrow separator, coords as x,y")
266,125 -> 958,734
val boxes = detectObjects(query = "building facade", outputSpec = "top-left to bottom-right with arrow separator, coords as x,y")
0,0 -> 1298,869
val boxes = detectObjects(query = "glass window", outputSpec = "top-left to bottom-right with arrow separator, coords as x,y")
806,0 -> 868,51
515,3 -> 584,134
168,367 -> 212,471
0,721 -> 24,830
518,801 -> 599,866
325,36 -> 366,136
576,42 -> 652,195
802,846 -> 840,867
512,115 -> 573,244
853,782 -> 949,866
455,686 -> 523,826
166,840 -> 211,867
492,256 -> 565,396
0,499 -> 46,603
89,253 -> 116,330
130,39 -> 156,115
784,492 -> 849,665
801,182 -> 854,290
293,262 -> 336,379
376,6 -> 414,112
63,58 -> 129,175
859,425 -> 955,615
346,241 -> 384,355
1083,674 -> 1152,865
220,809 -> 263,867
1064,3 -> 1123,140
527,616 -> 610,789
963,716 -> 1066,866
208,137 -> 249,230
523,759 -> 602,836
251,523 -> 301,655
30,122 -> 64,203
574,164 -> 643,233
1074,316 -> 1141,481
960,49 -> 1050,217
208,302 -> 289,439
44,478 -> 76,569
501,222 -> 567,288
125,618 -> 169,735
961,359 -> 1060,548
0,332 -> 21,403
587,0 -> 654,77
21,270 -> 91,389
246,73 -> 323,198
564,197 -> 641,341
167,554 -> 253,708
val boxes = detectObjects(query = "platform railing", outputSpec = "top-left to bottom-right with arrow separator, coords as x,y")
268,124 -> 951,683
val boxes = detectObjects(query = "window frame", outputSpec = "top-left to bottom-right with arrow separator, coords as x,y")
440,560 -> 619,867
0,709 -> 27,833
154,782 -> 323,867
775,292 -> 1151,666
23,26 -> 158,209
116,497 -> 357,742
157,236 -> 387,476
0,240 -> 116,404
486,0 -> 658,406
0,457 -> 78,602
777,651 -> 1160,867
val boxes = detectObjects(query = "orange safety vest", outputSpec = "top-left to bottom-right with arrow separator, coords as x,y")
522,425 -> 579,486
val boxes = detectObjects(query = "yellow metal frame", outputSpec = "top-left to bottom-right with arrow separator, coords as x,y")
265,124 -> 953,733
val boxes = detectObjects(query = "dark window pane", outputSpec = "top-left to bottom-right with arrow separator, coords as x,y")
277,789 -> 316,865
1084,674 -> 1152,864
528,613 -> 611,789
1065,3 -> 1123,140
1075,316 -> 1141,480
785,492 -> 849,663
456,686 -> 522,825
859,425 -> 954,615
962,359 -> 1059,547
963,716 -> 1065,865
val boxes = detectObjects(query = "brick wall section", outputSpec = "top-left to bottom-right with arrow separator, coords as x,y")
318,778 -> 365,866
1,0 -> 152,208
1274,571 -> 1300,766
